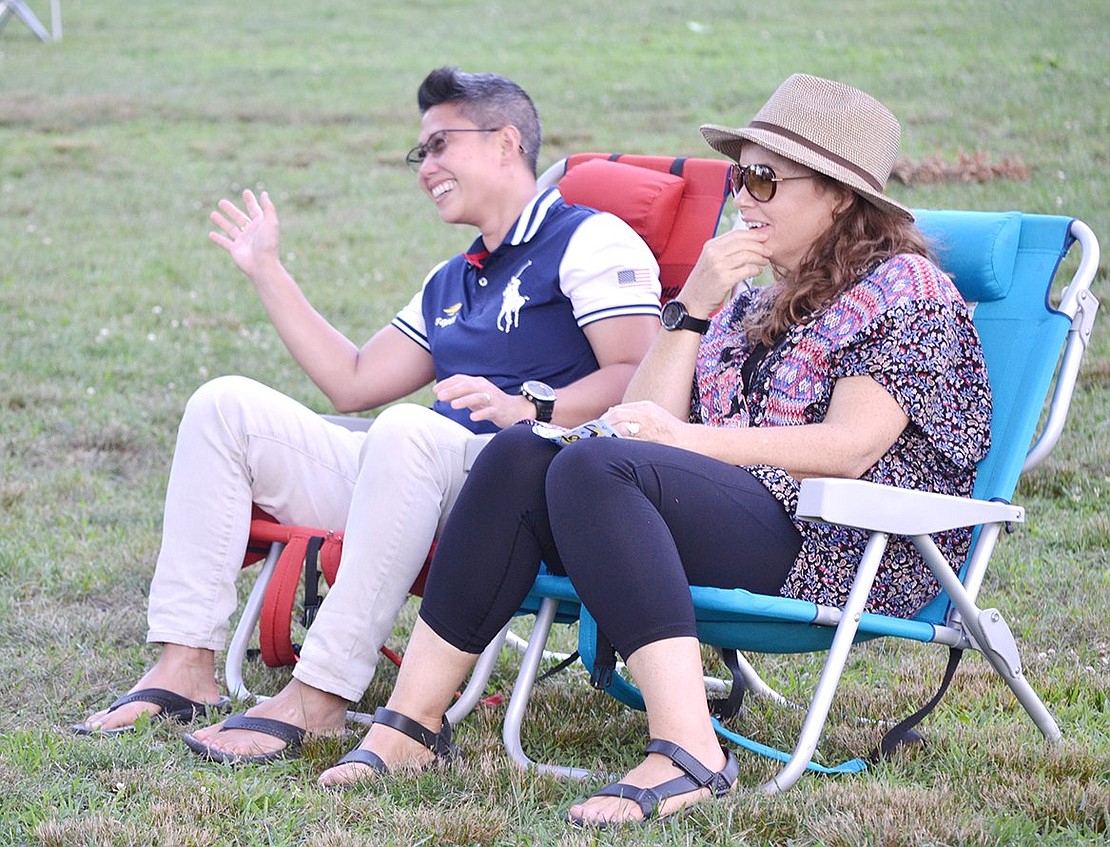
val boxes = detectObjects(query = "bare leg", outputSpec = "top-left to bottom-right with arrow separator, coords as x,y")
77,644 -> 223,732
318,617 -> 479,787
567,637 -> 730,825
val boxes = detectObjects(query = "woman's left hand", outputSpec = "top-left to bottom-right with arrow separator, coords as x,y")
602,400 -> 687,446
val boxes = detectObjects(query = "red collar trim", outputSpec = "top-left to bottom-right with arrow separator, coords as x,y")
463,249 -> 490,269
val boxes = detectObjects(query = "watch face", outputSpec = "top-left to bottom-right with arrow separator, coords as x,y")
661,300 -> 686,329
661,300 -> 708,333
522,380 -> 556,402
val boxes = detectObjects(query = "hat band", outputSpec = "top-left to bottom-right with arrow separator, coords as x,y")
748,120 -> 884,191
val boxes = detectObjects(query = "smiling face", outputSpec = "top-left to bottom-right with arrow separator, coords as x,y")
734,143 -> 852,276
414,102 -> 503,226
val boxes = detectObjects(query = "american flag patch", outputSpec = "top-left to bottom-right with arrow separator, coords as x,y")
617,268 -> 654,286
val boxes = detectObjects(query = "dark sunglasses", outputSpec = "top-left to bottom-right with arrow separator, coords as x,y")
729,162 -> 814,202
406,128 -> 500,170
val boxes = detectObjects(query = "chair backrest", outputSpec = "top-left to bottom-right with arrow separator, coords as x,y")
541,153 -> 732,302
911,210 -> 1081,623
913,211 -> 1076,503
535,189 -> 1076,508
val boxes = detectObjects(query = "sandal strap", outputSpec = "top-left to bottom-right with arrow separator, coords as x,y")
105,688 -> 231,724
645,739 -> 739,797
220,714 -> 307,748
590,781 -> 663,820
371,706 -> 457,762
108,687 -> 201,717
336,747 -> 389,773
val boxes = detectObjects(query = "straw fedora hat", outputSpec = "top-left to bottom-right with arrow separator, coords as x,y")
700,73 -> 912,221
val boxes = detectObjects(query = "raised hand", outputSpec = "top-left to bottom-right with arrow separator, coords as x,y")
680,227 -> 772,317
208,189 -> 282,279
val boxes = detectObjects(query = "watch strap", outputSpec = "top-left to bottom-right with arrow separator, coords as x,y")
676,313 -> 710,333
663,300 -> 710,334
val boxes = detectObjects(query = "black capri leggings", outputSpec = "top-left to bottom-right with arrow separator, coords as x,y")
420,422 -> 801,661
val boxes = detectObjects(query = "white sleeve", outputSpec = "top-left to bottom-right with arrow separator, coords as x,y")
559,212 -> 662,327
390,260 -> 448,351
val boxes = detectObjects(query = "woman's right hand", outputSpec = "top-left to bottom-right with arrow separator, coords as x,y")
602,400 -> 689,447
208,189 -> 282,280
679,227 -> 772,317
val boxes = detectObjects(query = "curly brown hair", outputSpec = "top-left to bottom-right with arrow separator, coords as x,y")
742,176 -> 933,346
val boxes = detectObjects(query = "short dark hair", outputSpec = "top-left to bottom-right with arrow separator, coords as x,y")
417,67 -> 541,175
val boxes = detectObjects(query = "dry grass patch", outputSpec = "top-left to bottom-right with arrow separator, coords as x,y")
892,151 -> 1032,185
803,780 -> 996,847
0,94 -> 145,131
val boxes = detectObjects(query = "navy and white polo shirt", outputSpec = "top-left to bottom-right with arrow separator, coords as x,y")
391,188 -> 661,433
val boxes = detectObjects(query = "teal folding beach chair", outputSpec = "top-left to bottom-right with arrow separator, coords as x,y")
502,208 -> 1101,789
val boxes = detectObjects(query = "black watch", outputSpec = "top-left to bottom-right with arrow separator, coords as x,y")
521,380 -> 556,422
660,300 -> 710,334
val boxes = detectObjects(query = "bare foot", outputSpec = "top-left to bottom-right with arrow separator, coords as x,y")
187,678 -> 348,759
317,717 -> 439,788
76,645 -> 223,733
567,744 -> 732,826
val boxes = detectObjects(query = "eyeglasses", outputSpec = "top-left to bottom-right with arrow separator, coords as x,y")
729,162 -> 814,202
405,128 -> 500,170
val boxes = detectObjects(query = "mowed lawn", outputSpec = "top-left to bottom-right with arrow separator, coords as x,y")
0,1 -> 1107,845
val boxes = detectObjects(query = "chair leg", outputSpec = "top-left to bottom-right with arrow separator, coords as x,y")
729,651 -> 793,707
762,532 -> 889,794
916,534 -> 1062,742
975,611 -> 1063,742
49,0 -> 61,40
502,597 -> 593,780
503,629 -> 573,664
0,0 -> 51,40
225,541 -> 284,701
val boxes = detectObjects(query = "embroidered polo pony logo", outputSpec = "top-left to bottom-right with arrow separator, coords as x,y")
497,260 -> 532,333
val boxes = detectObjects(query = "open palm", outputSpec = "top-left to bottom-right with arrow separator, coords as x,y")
208,189 -> 282,278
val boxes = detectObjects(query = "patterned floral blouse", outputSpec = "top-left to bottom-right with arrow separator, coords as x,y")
693,253 -> 992,618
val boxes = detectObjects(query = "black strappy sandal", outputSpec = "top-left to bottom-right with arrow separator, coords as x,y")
333,706 -> 458,774
566,739 -> 739,828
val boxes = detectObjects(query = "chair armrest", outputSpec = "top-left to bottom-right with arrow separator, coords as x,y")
321,414 -> 374,432
795,478 -> 1024,535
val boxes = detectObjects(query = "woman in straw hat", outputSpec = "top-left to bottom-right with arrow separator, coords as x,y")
315,74 -> 992,826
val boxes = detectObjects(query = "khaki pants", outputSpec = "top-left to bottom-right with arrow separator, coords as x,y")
147,375 -> 491,701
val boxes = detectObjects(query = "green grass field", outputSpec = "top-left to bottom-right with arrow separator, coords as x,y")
1,1 -> 1107,844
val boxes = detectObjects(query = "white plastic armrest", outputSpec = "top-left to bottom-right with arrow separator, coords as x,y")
796,478 -> 1024,535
